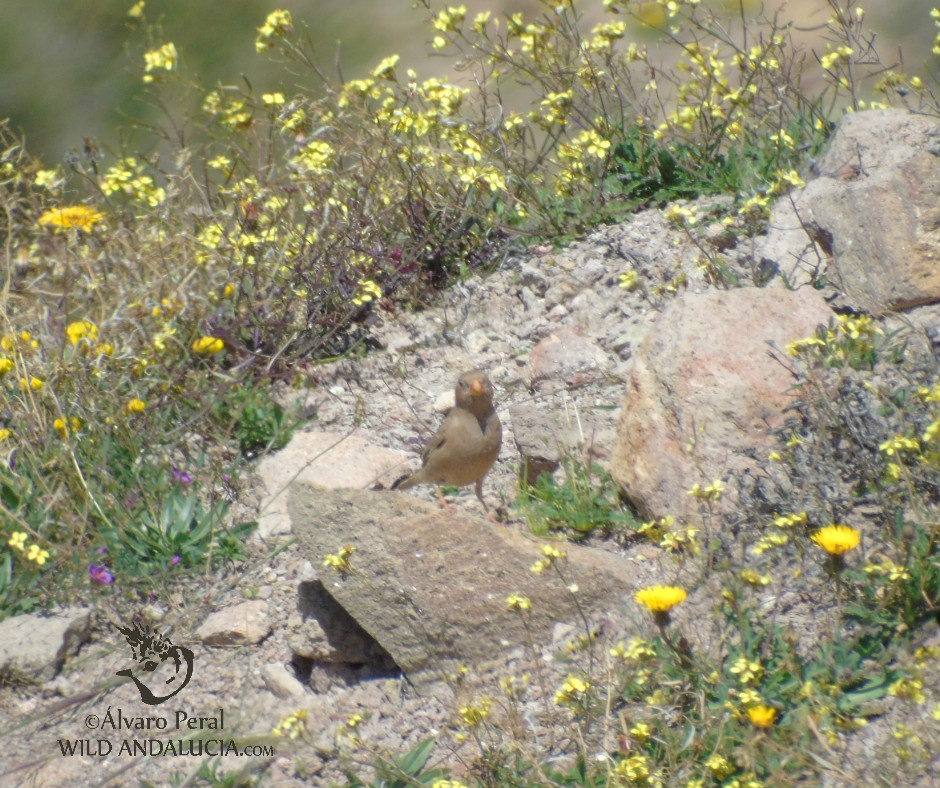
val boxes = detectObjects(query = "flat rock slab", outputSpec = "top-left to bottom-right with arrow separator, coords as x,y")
256,428 -> 408,540
288,483 -> 637,682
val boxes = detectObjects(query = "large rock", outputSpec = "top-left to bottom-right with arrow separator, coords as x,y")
255,428 -> 408,540
0,607 -> 92,682
761,109 -> 940,313
287,483 -> 637,681
610,287 -> 833,524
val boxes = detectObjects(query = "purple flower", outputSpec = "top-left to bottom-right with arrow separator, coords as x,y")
89,564 -> 114,584
171,466 -> 192,485
170,555 -> 181,566
97,546 -> 108,554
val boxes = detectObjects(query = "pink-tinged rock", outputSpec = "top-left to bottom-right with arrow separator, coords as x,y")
610,287 -> 833,523
256,429 -> 409,540
529,327 -> 614,389
761,109 -> 940,313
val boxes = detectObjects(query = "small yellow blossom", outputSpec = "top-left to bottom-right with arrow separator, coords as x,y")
34,169 -> 63,190
272,709 -> 307,738
256,10 -> 292,52
192,336 -> 225,354
811,525 -> 860,556
459,695 -> 490,726
8,532 -> 28,551
143,42 -> 178,82
619,270 -> 639,290
323,544 -> 355,574
634,585 -> 687,613
747,705 -> 777,728
352,279 -> 382,306
128,2 -> 145,18
505,593 -> 531,612
554,675 -> 590,706
19,376 -> 43,392
27,544 -> 50,565
371,54 -> 400,80
0,358 -> 13,375
67,320 -> 99,346
0,429 -> 11,441
125,398 -> 146,414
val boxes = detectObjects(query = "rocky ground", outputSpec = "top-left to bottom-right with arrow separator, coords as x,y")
2,109 -> 940,788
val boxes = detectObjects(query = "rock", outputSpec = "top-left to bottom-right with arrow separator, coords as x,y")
610,287 -> 833,524
261,663 -> 306,699
529,327 -> 614,390
287,484 -> 638,682
255,429 -> 409,540
510,396 -> 618,485
760,109 -> 940,312
0,608 -> 92,682
198,601 -> 272,646
286,580 -> 389,663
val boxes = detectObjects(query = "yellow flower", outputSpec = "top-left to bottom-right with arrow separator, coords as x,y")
192,336 -> 225,354
38,206 -> 105,230
459,696 -> 490,726
634,585 -> 687,613
0,428 -> 11,441
0,358 -> 13,375
747,705 -> 777,728
53,418 -> 68,438
323,544 -> 355,574
352,279 -> 382,307
125,398 -> 146,414
27,544 -> 50,565
811,525 -> 860,555
19,376 -> 43,392
143,43 -> 178,82
554,675 -> 590,706
371,54 -> 400,80
8,531 -> 28,551
66,320 -> 99,346
505,593 -> 531,612
128,1 -> 145,18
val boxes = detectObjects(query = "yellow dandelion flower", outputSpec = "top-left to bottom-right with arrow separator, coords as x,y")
125,398 -> 146,414
38,205 -> 105,230
811,525 -> 860,555
53,418 -> 68,438
192,336 -> 225,354
747,705 -> 777,728
0,428 -> 11,441
0,358 -> 13,375
634,585 -> 687,613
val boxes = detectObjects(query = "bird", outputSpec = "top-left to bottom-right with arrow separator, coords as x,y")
393,370 -> 502,512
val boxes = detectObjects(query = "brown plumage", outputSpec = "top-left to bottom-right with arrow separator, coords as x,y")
394,370 -> 502,511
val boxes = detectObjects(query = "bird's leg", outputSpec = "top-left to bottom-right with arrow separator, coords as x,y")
434,485 -> 456,513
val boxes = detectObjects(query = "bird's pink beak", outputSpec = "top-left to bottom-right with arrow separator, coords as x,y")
470,379 -> 484,396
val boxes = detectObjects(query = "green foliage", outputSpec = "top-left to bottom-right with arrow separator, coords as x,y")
211,383 -> 298,457
118,486 -> 237,569
344,738 -> 446,788
516,457 -> 639,540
